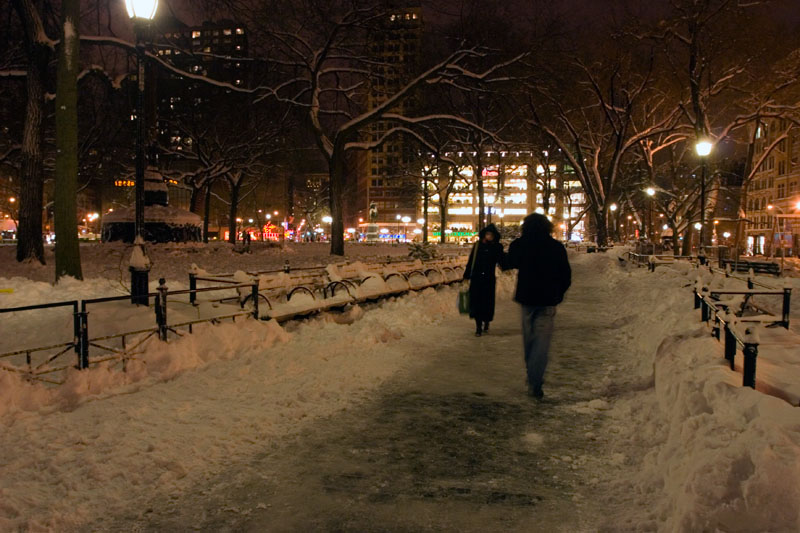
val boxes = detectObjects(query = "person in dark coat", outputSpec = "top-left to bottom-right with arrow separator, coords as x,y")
463,224 -> 504,336
506,214 -> 571,399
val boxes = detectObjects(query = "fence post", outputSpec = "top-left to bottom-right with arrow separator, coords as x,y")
284,260 -> 291,274
157,278 -> 168,341
723,317 -> 736,370
712,314 -> 720,340
782,287 -> 791,329
189,272 -> 197,305
72,302 -> 81,361
78,302 -> 89,369
747,269 -> 754,290
251,281 -> 260,320
742,327 -> 759,389
700,287 -> 710,322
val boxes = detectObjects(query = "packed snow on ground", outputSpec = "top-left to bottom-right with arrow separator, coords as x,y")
3,248 -> 800,531
0,277 -> 489,531
580,250 -> 800,531
0,241 -> 453,284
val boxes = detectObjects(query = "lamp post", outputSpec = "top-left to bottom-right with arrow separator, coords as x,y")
645,187 -> 656,244
609,203 -> 617,242
695,140 -> 713,262
125,0 -> 158,305
401,216 -> 411,242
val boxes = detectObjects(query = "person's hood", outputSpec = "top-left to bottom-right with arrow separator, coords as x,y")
479,224 -> 501,242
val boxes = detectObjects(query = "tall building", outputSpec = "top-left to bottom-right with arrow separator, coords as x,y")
348,3 -> 423,227
153,19 -> 250,155
744,118 -> 800,256
421,150 -> 588,242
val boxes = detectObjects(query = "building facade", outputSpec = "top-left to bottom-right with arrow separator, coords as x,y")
745,119 -> 800,256
347,4 -> 423,227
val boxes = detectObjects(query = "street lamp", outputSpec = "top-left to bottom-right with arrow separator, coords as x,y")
401,216 -> 411,241
126,0 -> 158,305
645,187 -> 656,241
696,139 -> 713,260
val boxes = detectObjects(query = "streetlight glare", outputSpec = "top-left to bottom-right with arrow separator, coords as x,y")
8,197 -> 15,203
694,222 -> 702,230
125,0 -> 158,19
417,218 -> 425,225
645,187 -> 656,196
609,203 -> 617,212
695,140 -> 713,157
401,216 -> 411,223
322,216 -> 333,224
767,204 -> 774,210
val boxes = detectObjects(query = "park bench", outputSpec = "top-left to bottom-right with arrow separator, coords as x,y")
719,259 -> 780,276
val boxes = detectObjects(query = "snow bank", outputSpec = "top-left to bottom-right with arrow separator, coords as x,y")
595,250 -> 800,531
0,276 -> 481,531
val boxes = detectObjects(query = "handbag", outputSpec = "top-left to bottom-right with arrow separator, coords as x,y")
458,242 -> 479,314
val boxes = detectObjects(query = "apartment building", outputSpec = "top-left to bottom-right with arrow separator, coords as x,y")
745,119 -> 800,255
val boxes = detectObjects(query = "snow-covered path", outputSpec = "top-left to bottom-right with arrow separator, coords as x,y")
99,257 -> 628,532
8,251 -> 800,531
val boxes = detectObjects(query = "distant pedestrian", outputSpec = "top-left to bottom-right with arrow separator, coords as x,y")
506,214 -> 571,399
463,224 -> 504,337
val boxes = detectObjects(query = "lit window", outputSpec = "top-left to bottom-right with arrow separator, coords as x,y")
192,31 -> 201,38
235,45 -> 241,50
203,46 -> 211,53
223,29 -> 232,36
235,79 -> 242,85
236,28 -> 244,35
165,49 -> 171,55
390,14 -> 396,21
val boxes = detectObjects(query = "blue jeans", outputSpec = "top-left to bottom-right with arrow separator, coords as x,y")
521,305 -> 556,392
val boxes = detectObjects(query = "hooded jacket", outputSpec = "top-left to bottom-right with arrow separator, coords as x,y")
506,220 -> 571,306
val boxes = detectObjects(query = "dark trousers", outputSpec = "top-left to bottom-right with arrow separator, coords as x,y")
521,305 -> 556,391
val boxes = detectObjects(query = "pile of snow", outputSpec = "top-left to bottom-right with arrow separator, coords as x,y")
0,278 -> 482,531
588,250 -> 800,531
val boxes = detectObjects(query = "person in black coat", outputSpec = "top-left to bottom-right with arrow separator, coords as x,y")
463,224 -> 504,336
505,213 -> 571,399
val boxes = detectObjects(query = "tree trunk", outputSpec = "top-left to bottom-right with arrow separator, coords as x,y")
329,147 -> 346,256
526,176 -> 536,214
190,185 -> 203,214
203,181 -> 211,243
228,182 -> 240,244
594,208 -> 607,246
670,223 -> 680,256
13,0 -> 50,265
681,226 -> 693,256
422,175 -> 428,243
439,193 -> 448,244
54,0 -> 82,281
476,174 -> 485,231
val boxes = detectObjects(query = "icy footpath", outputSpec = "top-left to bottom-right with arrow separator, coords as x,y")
589,252 -> 800,531
0,284 -> 463,531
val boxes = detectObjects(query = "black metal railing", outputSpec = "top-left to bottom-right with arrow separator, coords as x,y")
694,278 -> 793,389
0,256 -> 468,384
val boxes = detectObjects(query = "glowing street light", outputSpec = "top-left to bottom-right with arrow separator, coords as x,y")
322,216 -> 333,224
8,197 -> 15,203
417,218 -> 425,225
695,139 -> 713,256
695,140 -> 713,157
125,0 -> 158,19
609,203 -> 617,212
125,0 -> 159,306
645,187 -> 656,196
